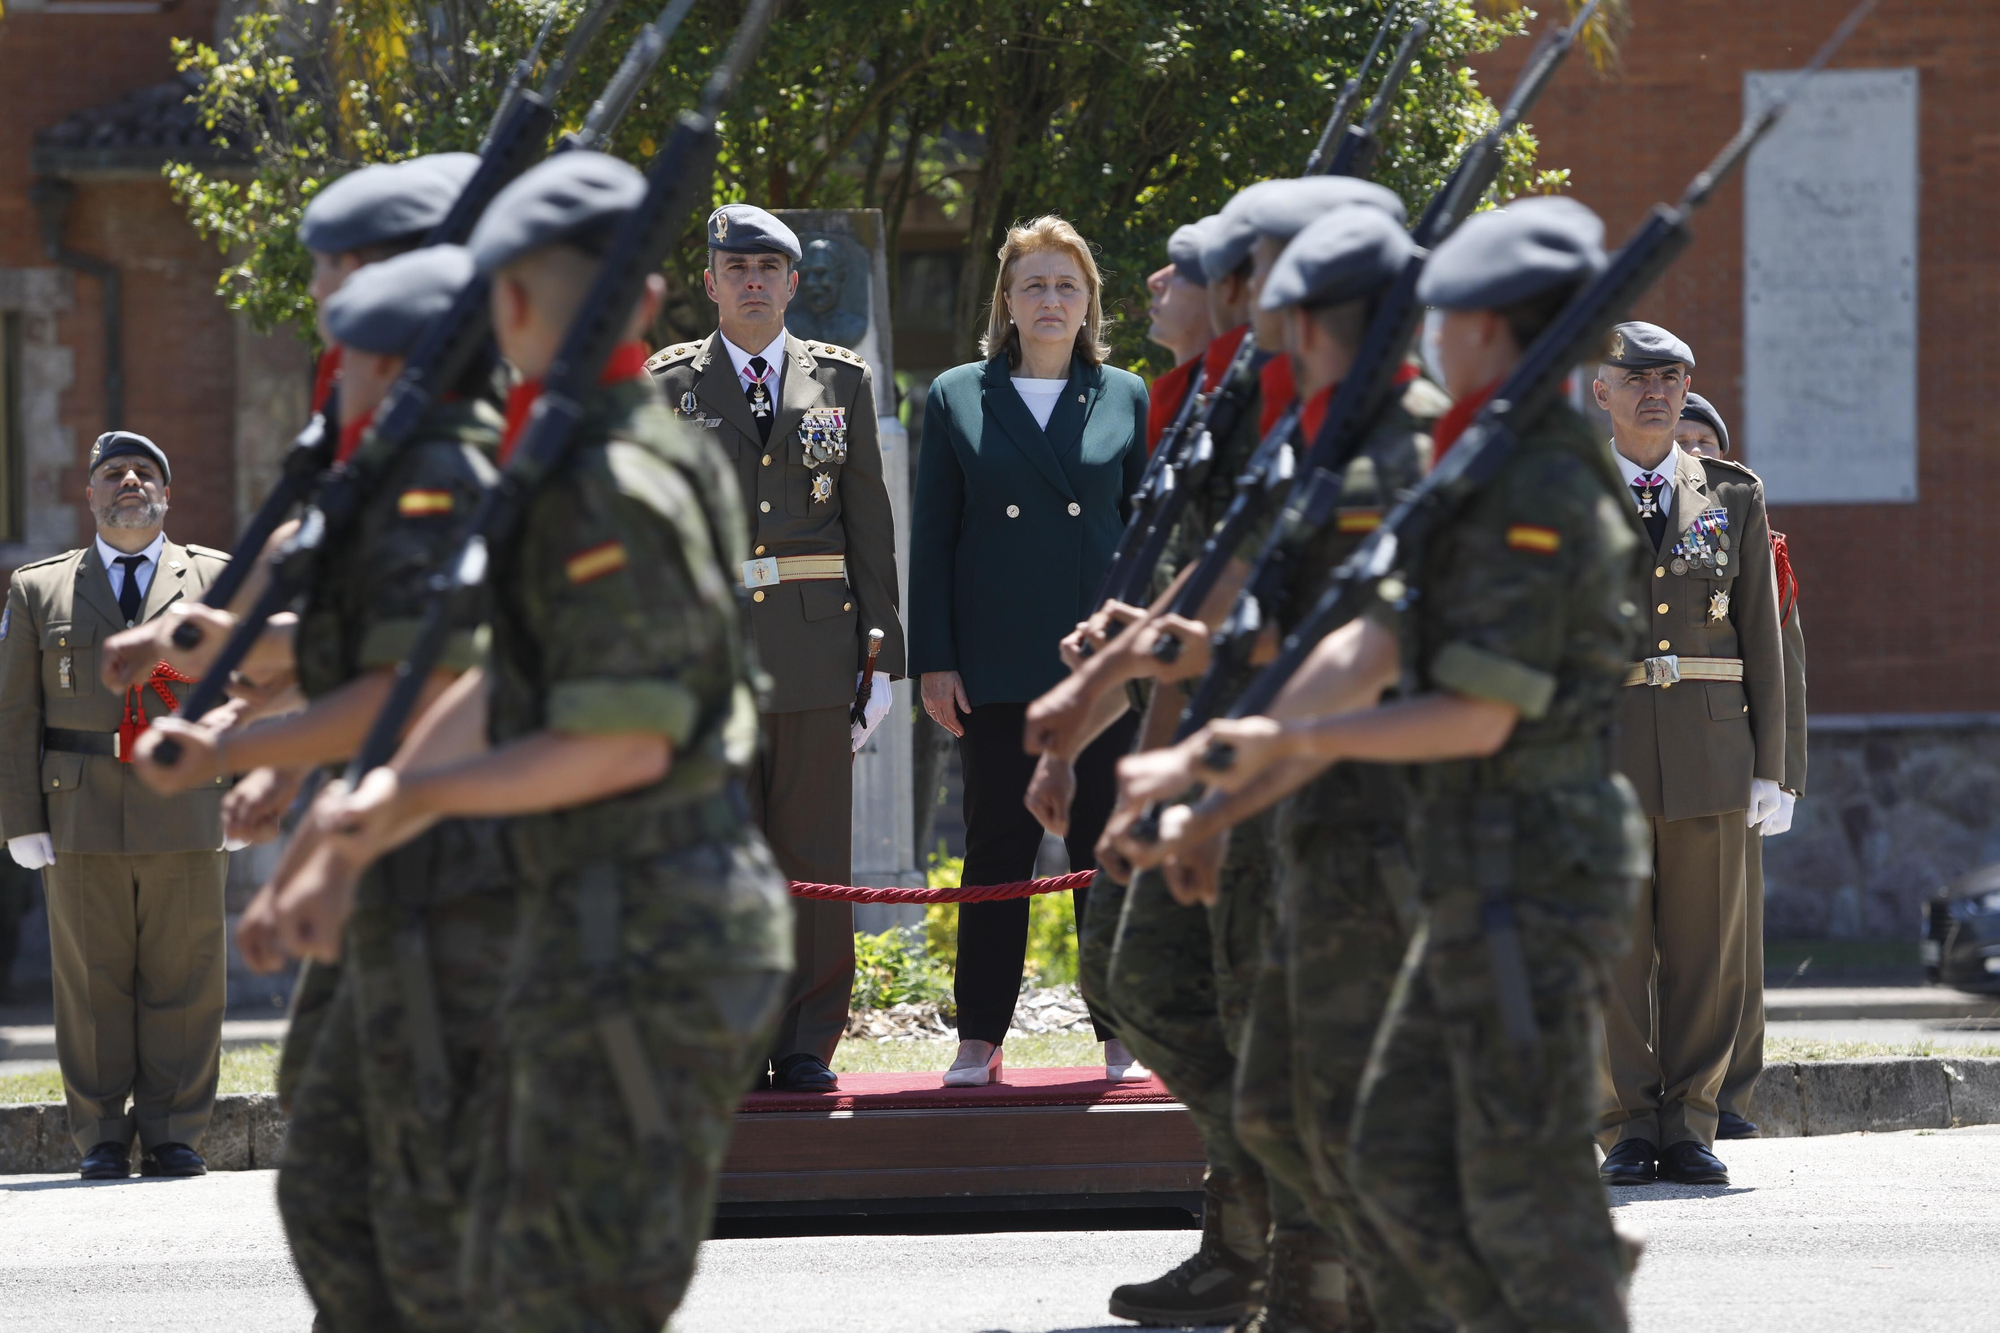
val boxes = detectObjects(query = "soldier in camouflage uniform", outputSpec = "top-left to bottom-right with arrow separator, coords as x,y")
131,244 -> 509,1329
272,151 -> 791,1332
1112,196 -> 1647,1333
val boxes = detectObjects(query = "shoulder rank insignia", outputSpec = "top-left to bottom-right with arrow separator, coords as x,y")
565,540 -> 629,585
1709,587 -> 1731,622
1505,524 -> 1561,554
397,489 -> 454,517
799,406 -> 849,469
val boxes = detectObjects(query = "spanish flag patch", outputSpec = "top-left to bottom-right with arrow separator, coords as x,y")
565,540 -> 629,585
397,489 -> 455,517
1335,508 -> 1382,534
1505,525 -> 1561,554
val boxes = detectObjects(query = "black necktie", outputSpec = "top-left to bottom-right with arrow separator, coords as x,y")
744,355 -> 775,444
1631,475 -> 1668,550
115,554 -> 146,624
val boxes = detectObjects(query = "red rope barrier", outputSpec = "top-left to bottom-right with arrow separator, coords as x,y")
787,869 -> 1095,904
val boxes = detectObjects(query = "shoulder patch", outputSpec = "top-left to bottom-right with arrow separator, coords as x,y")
1399,377 -> 1452,423
644,343 -> 701,374
1505,524 -> 1562,555
397,489 -> 456,517
809,341 -> 867,368
565,540 -> 629,585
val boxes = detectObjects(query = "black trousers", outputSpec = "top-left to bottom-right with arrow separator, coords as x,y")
954,701 -> 1140,1045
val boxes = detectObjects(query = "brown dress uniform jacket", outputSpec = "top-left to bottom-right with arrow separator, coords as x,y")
0,539 -> 230,851
646,330 -> 905,713
1615,448 -> 1785,820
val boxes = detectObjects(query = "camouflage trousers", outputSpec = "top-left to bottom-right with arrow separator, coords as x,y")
276,957 -> 342,1112
459,837 -> 791,1332
279,823 -> 517,1332
1350,874 -> 1635,1333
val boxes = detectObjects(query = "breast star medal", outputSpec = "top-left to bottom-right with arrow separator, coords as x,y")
810,471 -> 834,504
1709,587 -> 1731,622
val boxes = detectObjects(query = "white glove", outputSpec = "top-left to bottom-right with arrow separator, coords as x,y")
1746,777 -> 1783,829
8,832 -> 54,869
1760,789 -> 1796,837
850,674 -> 893,752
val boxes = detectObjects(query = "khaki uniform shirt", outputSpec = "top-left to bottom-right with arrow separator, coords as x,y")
0,539 -> 230,853
647,331 -> 904,714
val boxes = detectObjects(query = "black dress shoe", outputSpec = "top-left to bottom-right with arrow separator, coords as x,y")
79,1141 -> 131,1181
1716,1110 -> 1760,1140
1599,1138 -> 1657,1186
1658,1140 -> 1729,1185
139,1143 -> 207,1178
771,1053 -> 839,1092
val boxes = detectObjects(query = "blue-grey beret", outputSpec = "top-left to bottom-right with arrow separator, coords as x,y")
1416,197 -> 1607,311
300,155 -> 465,255
322,245 -> 477,357
1605,320 -> 1695,370
467,151 -> 644,274
707,203 -> 801,260
1167,218 -> 1216,287
1679,392 -> 1730,455
1202,177 -> 1407,283
1260,206 -> 1415,313
88,430 -> 170,485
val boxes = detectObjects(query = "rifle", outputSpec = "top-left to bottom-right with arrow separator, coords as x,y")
1153,0 -> 1600,684
1302,4 -> 1401,176
1323,17 -> 1428,180
340,0 -> 775,788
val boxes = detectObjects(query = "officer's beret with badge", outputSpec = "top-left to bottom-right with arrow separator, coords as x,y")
1604,320 -> 1695,370
1680,391 -> 1731,455
300,153 -> 468,255
88,430 -> 171,485
322,245 -> 477,357
1417,196 -> 1607,310
1260,205 -> 1416,312
1167,217 -> 1217,288
467,150 -> 645,275
1202,176 -> 1407,281
706,203 -> 801,260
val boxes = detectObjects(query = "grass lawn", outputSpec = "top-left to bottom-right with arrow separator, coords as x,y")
0,1043 -> 281,1106
1766,1036 -> 2000,1061
830,1032 -> 1102,1074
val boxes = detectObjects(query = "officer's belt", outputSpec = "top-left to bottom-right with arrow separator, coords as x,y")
741,554 -> 846,589
1622,655 -> 1743,688
44,727 -> 120,759
505,785 -> 747,886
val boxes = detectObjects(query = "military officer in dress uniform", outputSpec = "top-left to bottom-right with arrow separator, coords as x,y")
647,204 -> 904,1092
0,431 -> 230,1179
1594,324 -> 1786,1188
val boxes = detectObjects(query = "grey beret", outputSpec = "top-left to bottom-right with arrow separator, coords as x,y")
1417,197 -> 1607,311
707,203 -> 801,260
467,151 -> 644,274
1260,206 -> 1415,312
1202,177 -> 1407,283
322,245 -> 477,357
300,155 -> 465,255
1679,392 -> 1730,455
88,431 -> 170,485
1167,218 -> 1216,287
1605,320 -> 1696,370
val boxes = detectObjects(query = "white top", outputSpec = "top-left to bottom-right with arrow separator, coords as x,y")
1613,440 -> 1682,507
720,328 -> 788,399
1011,376 -> 1068,431
94,531 -> 165,605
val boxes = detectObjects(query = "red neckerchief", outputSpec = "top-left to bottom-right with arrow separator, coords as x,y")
335,406 -> 374,465
1146,355 -> 1200,455
1771,529 -> 1800,626
311,347 -> 342,414
1257,353 -> 1297,436
1301,383 -> 1336,442
119,661 -> 196,763
1432,378 -> 1501,466
1202,325 -> 1248,393
500,341 -> 654,466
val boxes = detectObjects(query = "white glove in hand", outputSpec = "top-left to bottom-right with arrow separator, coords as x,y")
1760,789 -> 1796,838
1746,777 -> 1783,829
8,833 -> 54,870
851,674 -> 892,753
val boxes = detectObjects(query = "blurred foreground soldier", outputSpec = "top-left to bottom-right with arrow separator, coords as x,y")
1142,219 -> 1218,451
649,202 -> 904,1093
274,150 -> 790,1331
1675,392 -> 1806,1140
125,245 -> 507,1328
0,431 -> 229,1179
1594,324 -> 1784,1188
1111,196 -> 1648,1332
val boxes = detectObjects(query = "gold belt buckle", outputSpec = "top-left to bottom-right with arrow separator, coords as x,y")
1643,654 -> 1681,687
742,557 -> 780,589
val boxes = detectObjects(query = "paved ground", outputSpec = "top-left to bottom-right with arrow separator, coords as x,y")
2,1127 -> 1996,1331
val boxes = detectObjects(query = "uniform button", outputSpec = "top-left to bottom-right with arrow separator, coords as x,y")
843,602 -> 852,612
51,779 -> 59,787
1658,640 -> 1671,651
1742,704 -> 1749,713
1006,505 -> 1020,518
1657,603 -> 1670,614
760,501 -> 771,513
754,545 -> 766,556
1655,567 -> 1665,578
58,636 -> 66,646
1067,502 -> 1081,516
762,454 -> 772,466
752,590 -> 765,602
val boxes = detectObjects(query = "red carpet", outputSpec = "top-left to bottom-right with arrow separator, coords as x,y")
741,1067 -> 1178,1113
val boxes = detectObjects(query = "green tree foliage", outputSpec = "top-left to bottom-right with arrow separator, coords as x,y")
169,1 -> 1609,367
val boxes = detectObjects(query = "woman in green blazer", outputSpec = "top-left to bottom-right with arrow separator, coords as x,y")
911,216 -> 1147,1086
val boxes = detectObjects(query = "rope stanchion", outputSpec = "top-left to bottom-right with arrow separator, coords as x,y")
786,869 -> 1096,905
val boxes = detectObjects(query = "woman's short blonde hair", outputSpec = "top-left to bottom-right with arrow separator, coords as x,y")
980,214 -> 1111,368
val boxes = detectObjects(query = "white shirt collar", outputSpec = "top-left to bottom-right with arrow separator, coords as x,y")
95,530 -> 166,577
1613,440 -> 1682,495
718,328 -> 789,386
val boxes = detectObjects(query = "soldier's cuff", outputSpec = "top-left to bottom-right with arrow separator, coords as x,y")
359,619 -> 489,674
548,678 -> 700,745
1429,641 -> 1557,720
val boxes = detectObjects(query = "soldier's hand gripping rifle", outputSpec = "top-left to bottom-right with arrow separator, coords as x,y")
1153,0 -> 1600,700
339,0 -> 775,791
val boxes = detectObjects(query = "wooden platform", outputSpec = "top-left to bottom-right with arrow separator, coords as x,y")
718,1068 -> 1205,1216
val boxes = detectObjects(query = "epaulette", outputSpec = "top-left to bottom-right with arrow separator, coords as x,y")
1699,454 -> 1761,484
806,341 -> 867,369
11,550 -> 75,573
1399,376 -> 1452,423
184,544 -> 233,561
644,342 -> 702,373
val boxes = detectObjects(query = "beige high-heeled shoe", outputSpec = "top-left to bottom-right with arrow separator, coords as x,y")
1104,1038 -> 1151,1083
942,1039 -> 1003,1087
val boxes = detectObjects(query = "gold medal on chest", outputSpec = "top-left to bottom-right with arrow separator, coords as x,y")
810,471 -> 834,504
1709,588 -> 1731,622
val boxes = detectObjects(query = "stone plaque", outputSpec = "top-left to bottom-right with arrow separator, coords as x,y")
1743,68 -> 1918,504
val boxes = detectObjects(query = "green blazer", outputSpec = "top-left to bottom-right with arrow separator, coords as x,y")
909,353 -> 1147,707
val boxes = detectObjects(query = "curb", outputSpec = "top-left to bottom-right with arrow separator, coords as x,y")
0,1093 -> 285,1175
1749,1056 -> 2000,1136
1760,988 -> 2000,1023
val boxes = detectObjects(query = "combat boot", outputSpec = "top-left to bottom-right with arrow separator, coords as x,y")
1109,1169 -> 1270,1326
1230,1226 -> 1372,1333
